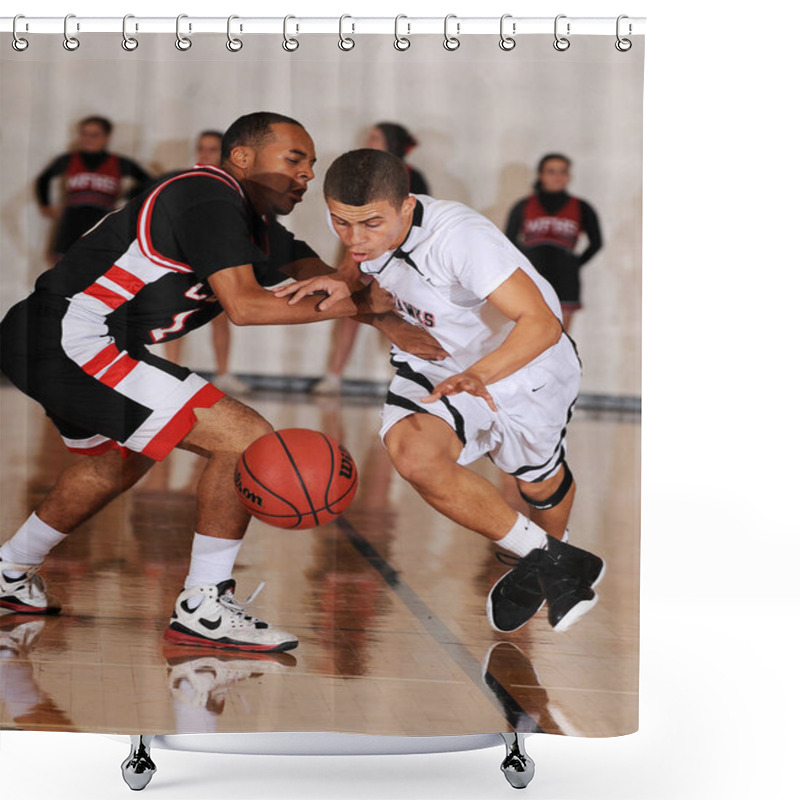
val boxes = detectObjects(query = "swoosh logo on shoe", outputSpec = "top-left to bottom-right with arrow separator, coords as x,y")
199,617 -> 222,631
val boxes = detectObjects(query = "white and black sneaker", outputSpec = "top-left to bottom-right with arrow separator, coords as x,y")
0,559 -> 61,615
487,535 -> 604,634
164,579 -> 298,653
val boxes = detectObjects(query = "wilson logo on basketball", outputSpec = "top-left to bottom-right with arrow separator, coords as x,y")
234,468 -> 263,507
338,446 -> 354,480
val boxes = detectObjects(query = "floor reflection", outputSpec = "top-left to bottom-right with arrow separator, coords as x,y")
1,386 -> 639,736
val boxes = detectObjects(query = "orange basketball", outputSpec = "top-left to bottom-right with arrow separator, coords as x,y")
234,429 -> 358,529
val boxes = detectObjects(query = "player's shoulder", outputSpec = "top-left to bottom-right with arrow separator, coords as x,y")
417,195 -> 501,245
151,167 -> 245,208
416,195 -> 486,230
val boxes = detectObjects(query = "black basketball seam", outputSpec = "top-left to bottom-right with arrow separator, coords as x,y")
239,452 -> 303,528
321,434 -> 337,513
275,430 -> 320,527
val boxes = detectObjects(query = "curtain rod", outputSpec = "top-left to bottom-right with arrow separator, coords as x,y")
2,16 -> 646,37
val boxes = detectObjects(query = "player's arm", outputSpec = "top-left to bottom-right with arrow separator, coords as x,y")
35,155 -> 70,219
208,263 -> 392,326
423,268 -> 562,410
275,273 -> 448,361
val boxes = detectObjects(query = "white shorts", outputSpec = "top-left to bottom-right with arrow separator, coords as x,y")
380,335 -> 581,483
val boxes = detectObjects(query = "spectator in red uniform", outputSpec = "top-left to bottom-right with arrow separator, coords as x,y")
504,154 -> 602,333
35,116 -> 151,265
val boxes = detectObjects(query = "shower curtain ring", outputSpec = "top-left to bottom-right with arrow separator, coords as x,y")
12,15 -> 29,51
394,15 -> 410,51
553,14 -> 570,51
226,15 -> 243,51
338,15 -> 355,51
63,14 -> 80,51
282,15 -> 299,51
443,14 -> 460,51
122,15 -> 139,51
615,15 -> 632,51
499,14 -> 516,51
175,14 -> 192,51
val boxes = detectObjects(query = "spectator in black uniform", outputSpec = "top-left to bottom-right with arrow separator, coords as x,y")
313,121 -> 431,395
36,116 -> 151,266
505,154 -> 602,333
0,112 -> 445,654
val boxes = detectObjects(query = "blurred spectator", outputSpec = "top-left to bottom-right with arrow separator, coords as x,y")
36,115 -> 151,265
504,154 -> 602,333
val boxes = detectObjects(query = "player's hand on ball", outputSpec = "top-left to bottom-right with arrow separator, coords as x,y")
422,372 -> 498,412
273,275 -> 352,310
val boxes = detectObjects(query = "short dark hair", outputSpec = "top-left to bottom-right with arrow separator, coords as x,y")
374,122 -> 418,159
324,149 -> 410,209
79,116 -> 113,135
221,112 -> 304,162
197,130 -> 223,143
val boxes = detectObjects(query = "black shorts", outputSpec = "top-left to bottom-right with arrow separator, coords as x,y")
526,246 -> 582,309
0,292 -> 224,460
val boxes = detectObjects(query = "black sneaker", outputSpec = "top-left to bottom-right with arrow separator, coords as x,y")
536,552 -> 597,632
544,535 -> 605,589
486,550 -> 547,633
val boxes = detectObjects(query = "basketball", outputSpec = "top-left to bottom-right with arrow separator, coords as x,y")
234,429 -> 358,529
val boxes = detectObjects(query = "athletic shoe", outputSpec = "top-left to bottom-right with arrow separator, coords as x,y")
543,534 -> 605,589
163,579 -> 298,653
535,550 -> 597,632
213,373 -> 251,394
487,535 -> 604,633
0,560 -> 61,615
310,374 -> 342,395
487,550 -> 546,633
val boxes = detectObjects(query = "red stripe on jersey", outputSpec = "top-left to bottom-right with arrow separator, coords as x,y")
137,169 -> 244,273
98,354 -> 139,388
81,343 -> 121,376
142,383 -> 225,462
105,264 -> 146,294
64,440 -> 132,458
83,283 -> 127,310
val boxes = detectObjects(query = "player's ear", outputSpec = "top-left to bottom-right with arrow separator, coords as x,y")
401,195 -> 416,217
228,145 -> 251,171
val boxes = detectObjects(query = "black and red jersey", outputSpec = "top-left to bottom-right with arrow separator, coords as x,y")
62,151 -> 124,210
33,165 -> 317,350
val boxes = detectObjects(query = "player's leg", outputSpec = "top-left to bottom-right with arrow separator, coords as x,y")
312,317 -> 360,394
0,448 -> 154,614
165,395 -> 297,652
516,464 -> 576,539
384,413 -> 521,540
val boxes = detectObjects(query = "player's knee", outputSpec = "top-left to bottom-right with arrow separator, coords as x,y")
517,463 -> 574,510
385,436 -> 448,488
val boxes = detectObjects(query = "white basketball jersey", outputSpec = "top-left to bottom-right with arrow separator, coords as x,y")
353,196 -> 561,371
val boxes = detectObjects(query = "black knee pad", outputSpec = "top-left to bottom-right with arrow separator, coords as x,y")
519,462 -> 573,510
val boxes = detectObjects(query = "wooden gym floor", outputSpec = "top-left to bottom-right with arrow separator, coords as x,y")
0,385 -> 639,738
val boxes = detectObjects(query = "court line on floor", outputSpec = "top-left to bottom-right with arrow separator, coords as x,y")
335,515 -> 541,733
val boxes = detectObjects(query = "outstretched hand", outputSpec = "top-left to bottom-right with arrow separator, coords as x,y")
272,275 -> 352,311
421,371 -> 497,412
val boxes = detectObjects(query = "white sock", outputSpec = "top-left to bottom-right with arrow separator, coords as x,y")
1,513 -> 68,574
183,533 -> 243,607
495,513 -> 548,556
